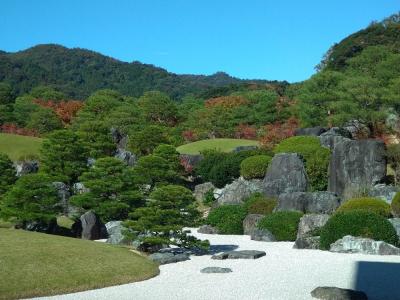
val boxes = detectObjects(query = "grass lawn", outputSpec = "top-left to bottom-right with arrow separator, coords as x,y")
0,133 -> 43,161
176,138 -> 259,155
0,229 -> 159,300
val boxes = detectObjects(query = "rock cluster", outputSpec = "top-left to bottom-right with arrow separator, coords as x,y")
276,192 -> 340,214
330,235 -> 400,255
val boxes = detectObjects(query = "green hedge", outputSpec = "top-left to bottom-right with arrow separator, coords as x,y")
319,210 -> 398,250
274,136 -> 330,191
244,193 -> 277,215
336,197 -> 391,217
391,192 -> 400,217
257,211 -> 303,241
240,155 -> 272,179
206,205 -> 247,234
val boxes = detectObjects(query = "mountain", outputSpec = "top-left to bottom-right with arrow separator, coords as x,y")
0,44 -> 283,100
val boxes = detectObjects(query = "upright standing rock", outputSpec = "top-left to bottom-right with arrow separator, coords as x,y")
263,153 -> 308,198
217,177 -> 264,206
80,211 -> 105,240
328,139 -> 386,199
319,127 -> 352,150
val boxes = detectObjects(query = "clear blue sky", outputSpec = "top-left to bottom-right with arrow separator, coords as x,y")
0,0 -> 398,82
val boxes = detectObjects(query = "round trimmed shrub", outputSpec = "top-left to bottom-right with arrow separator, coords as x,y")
320,210 -> 398,250
206,205 -> 247,234
274,136 -> 331,191
244,193 -> 277,215
391,192 -> 400,217
240,155 -> 272,179
257,211 -> 303,241
336,197 -> 391,217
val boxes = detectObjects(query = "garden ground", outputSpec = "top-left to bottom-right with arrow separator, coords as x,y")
0,133 -> 43,161
176,138 -> 259,155
31,228 -> 400,300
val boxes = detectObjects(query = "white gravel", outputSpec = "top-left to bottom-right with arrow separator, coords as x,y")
33,229 -> 400,300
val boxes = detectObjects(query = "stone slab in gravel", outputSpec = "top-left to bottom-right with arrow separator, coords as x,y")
330,235 -> 400,255
200,267 -> 232,273
250,228 -> 276,242
148,252 -> 190,265
211,250 -> 266,260
311,286 -> 368,300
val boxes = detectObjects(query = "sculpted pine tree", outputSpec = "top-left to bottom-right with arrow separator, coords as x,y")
0,153 -> 17,196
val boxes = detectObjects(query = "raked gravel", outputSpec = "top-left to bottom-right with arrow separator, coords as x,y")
32,228 -> 400,300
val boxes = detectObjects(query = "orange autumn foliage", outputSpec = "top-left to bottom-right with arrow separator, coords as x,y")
205,96 -> 249,109
259,117 -> 299,149
33,99 -> 84,125
235,124 -> 257,139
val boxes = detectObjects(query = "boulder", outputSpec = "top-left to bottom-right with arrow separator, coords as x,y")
295,127 -> 327,136
243,214 -> 264,235
87,158 -> 96,167
330,235 -> 400,255
211,250 -> 266,260
216,177 -> 264,206
148,252 -> 190,265
194,182 -> 215,201
110,127 -> 128,149
343,119 -> 371,139
296,214 -> 330,238
294,236 -> 321,249
311,286 -> 368,300
328,139 -> 386,199
105,221 -> 127,245
114,148 -> 136,166
14,160 -> 39,176
198,225 -> 219,234
22,218 -> 59,234
232,145 -> 258,152
319,127 -> 352,150
263,153 -> 308,198
80,211 -> 106,240
52,182 -> 71,215
368,184 -> 399,204
72,182 -> 90,194
388,218 -> 400,239
200,267 -> 232,273
276,192 -> 340,214
251,229 -> 276,242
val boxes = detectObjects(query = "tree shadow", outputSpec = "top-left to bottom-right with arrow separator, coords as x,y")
354,261 -> 400,300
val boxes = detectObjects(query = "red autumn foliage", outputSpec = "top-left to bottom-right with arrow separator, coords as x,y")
1,123 -> 39,137
205,96 -> 249,109
259,117 -> 299,149
180,156 -> 193,174
234,124 -> 257,139
33,99 -> 84,124
182,130 -> 198,142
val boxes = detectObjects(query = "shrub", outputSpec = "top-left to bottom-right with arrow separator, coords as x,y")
258,211 -> 303,241
244,193 -> 277,215
391,192 -> 400,217
274,136 -> 331,191
206,205 -> 247,234
240,155 -> 272,179
203,189 -> 215,205
336,197 -> 391,217
319,210 -> 398,250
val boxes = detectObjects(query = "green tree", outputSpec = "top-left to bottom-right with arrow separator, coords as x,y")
0,174 -> 60,224
30,86 -> 65,101
0,82 -> 14,105
26,107 -> 63,134
129,125 -> 170,155
0,153 -> 17,196
70,157 -> 143,222
137,91 -> 179,126
40,130 -> 88,184
13,95 -> 40,126
153,144 -> 183,173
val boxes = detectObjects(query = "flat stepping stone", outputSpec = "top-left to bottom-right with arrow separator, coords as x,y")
149,252 -> 190,265
311,286 -> 368,300
200,267 -> 232,273
211,250 -> 266,260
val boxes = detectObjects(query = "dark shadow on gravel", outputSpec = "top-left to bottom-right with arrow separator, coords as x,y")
208,244 -> 239,254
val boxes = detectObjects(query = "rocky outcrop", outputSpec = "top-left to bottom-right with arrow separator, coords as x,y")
330,235 -> 400,255
52,182 -> 71,215
216,177 -> 264,206
110,127 -> 128,149
114,148 -> 136,166
311,286 -> 368,300
198,225 -> 219,234
263,153 -> 308,198
243,214 -> 264,235
295,236 -> 321,249
251,229 -> 276,242
105,221 -> 127,245
200,267 -> 232,273
72,182 -> 90,194
80,211 -> 106,240
194,182 -> 215,201
211,250 -> 266,260
276,192 -> 340,214
368,184 -> 399,204
295,127 -> 327,136
15,160 -> 39,176
148,252 -> 190,265
343,119 -> 371,139
294,214 -> 330,249
319,127 -> 352,150
388,218 -> 400,239
328,139 -> 386,199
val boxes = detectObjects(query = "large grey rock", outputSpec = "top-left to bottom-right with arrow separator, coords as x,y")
194,182 -> 215,201
15,160 -> 39,176
114,148 -> 136,166
198,225 -> 219,234
217,177 -> 264,206
388,218 -> 400,239
296,214 -> 330,239
294,236 -> 321,249
200,267 -> 232,273
311,286 -> 368,300
72,182 -> 90,194
110,127 -> 129,149
105,221 -> 127,245
295,127 -> 327,136
243,214 -> 264,235
80,211 -> 105,240
263,153 -> 308,198
211,250 -> 266,260
319,127 -> 352,150
343,119 -> 371,139
52,182 -> 71,215
250,229 -> 276,242
148,252 -> 190,265
328,139 -> 386,200
368,184 -> 399,204
330,235 -> 400,255
276,192 -> 340,214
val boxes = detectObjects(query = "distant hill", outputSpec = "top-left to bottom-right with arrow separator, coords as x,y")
0,44 -> 284,100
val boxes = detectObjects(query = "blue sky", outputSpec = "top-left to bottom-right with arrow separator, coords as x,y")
0,0 -> 398,82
